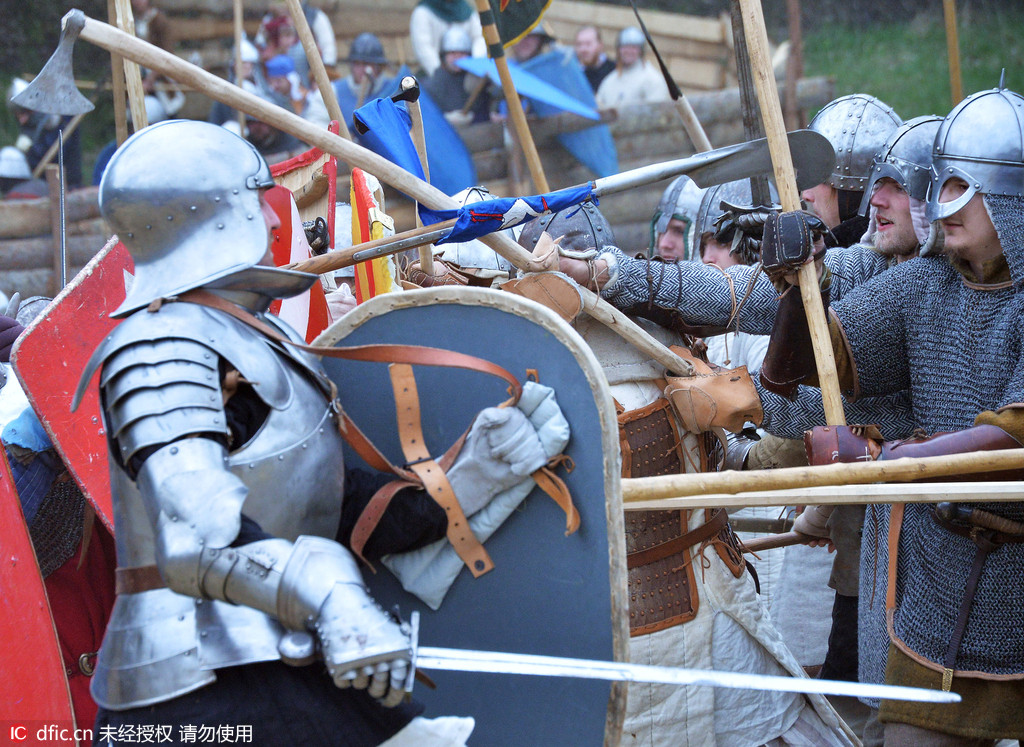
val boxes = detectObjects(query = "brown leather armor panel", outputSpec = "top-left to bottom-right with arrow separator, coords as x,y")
625,510 -> 699,636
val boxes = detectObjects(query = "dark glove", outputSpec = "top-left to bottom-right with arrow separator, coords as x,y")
760,211 -> 831,290
712,200 -> 779,265
0,315 -> 26,362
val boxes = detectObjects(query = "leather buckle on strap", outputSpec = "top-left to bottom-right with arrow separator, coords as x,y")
115,564 -> 167,595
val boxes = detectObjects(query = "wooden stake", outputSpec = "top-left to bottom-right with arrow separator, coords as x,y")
71,11 -> 694,379
284,0 -> 350,139
107,0 -> 128,145
472,0 -> 550,192
943,0 -> 964,105
737,0 -> 845,426
402,76 -> 436,276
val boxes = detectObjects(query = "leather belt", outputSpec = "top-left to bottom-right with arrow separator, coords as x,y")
627,508 -> 727,570
115,564 -> 166,595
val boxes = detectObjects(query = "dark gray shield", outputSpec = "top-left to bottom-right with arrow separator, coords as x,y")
316,287 -> 628,746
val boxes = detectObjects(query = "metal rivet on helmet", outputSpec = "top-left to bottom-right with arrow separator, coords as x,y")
809,94 -> 902,192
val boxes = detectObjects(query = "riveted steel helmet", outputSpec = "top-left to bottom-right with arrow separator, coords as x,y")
809,94 -> 902,191
347,33 -> 388,65
927,86 -> 1024,221
617,26 -> 645,49
101,120 -> 311,317
692,179 -> 778,263
6,78 -> 28,110
858,115 -> 942,216
440,27 -> 473,56
517,199 -> 614,255
441,186 -> 515,272
650,175 -> 704,259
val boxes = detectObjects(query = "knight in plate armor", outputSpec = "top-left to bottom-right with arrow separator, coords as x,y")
76,120 -> 565,745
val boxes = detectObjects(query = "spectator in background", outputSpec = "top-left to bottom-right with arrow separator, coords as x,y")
410,0 -> 486,77
132,0 -> 174,93
265,54 -> 306,112
574,25 -> 615,93
0,146 -> 46,199
6,79 -> 82,189
595,26 -> 669,109
333,33 -> 396,115
422,27 -> 491,126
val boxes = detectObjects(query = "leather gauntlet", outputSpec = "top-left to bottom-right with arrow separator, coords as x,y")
665,365 -> 763,434
759,282 -> 831,399
804,423 -> 1024,480
760,211 -> 830,291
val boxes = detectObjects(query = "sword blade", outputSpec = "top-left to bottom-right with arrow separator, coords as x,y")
416,646 -> 959,704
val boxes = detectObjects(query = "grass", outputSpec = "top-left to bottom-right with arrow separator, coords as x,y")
801,4 -> 1024,120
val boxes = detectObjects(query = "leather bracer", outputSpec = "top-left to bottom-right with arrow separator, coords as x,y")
759,282 -> 831,400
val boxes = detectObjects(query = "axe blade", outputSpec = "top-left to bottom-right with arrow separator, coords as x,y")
12,10 -> 95,117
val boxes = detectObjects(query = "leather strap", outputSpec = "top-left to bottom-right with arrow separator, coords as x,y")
348,479 -> 417,568
532,463 -> 580,536
390,364 -> 493,578
115,564 -> 166,594
627,508 -> 727,570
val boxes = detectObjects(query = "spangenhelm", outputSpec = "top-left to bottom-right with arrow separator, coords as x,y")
101,120 -> 313,317
650,175 -> 704,259
692,179 -> 778,263
517,199 -> 614,255
440,27 -> 473,56
858,115 -> 942,217
809,94 -> 902,191
441,186 -> 515,271
927,85 -> 1024,221
617,26 -> 645,49
347,32 -> 388,65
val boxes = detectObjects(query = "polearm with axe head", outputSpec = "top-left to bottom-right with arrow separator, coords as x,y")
288,129 -> 834,275
26,8 -> 710,379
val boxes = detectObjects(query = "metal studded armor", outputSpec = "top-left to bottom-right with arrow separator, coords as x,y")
808,94 -> 902,192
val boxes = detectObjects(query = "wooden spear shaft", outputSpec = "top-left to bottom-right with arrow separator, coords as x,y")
943,0 -> 963,106
68,12 -> 695,379
284,0 -> 350,138
737,0 -> 845,426
472,0 -> 550,192
622,448 -> 1024,502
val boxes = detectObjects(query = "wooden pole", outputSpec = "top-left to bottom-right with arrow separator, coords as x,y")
743,531 -> 809,553
113,0 -> 148,131
107,0 -> 128,144
943,0 -> 964,106
283,0 -> 350,138
472,0 -> 550,192
737,0 -> 844,426
233,0 -> 246,133
622,448 -> 1024,503
402,76 -> 436,276
627,482 -> 1024,511
72,11 -> 694,379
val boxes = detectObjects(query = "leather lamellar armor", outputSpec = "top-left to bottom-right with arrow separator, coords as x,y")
79,301 -> 346,709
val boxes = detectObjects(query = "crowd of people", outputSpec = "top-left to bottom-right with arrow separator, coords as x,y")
2,2 -> 1023,747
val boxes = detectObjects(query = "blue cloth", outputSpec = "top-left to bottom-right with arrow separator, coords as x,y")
3,407 -> 53,452
420,184 -> 598,245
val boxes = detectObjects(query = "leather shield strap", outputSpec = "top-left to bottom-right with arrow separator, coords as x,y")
626,507 -> 728,569
390,363 -> 494,578
115,564 -> 166,595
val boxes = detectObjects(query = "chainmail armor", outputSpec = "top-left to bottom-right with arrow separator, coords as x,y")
834,194 -> 1024,677
600,243 -> 889,335
28,474 -> 86,578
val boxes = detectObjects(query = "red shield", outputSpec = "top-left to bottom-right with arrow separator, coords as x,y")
0,450 -> 75,733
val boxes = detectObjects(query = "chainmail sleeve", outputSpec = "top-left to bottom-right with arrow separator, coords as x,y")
599,242 -> 890,335
756,378 -> 916,441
